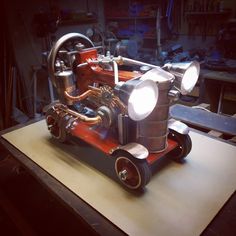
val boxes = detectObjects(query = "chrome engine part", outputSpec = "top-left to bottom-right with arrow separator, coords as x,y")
45,32 -> 200,153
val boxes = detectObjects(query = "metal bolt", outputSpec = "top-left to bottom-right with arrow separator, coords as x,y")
119,169 -> 128,181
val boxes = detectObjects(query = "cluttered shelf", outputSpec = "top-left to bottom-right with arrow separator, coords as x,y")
59,10 -> 98,25
60,19 -> 97,25
185,10 -> 230,16
104,0 -> 158,47
106,16 -> 156,20
185,10 -> 231,38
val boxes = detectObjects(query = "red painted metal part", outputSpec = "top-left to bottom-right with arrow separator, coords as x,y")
70,121 -> 119,154
75,49 -> 142,93
68,49 -> 178,166
70,122 -> 178,165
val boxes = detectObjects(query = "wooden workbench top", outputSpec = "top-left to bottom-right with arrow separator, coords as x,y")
2,120 -> 236,236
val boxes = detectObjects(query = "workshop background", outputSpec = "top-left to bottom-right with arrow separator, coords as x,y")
1,0 -> 236,131
1,0 -> 236,235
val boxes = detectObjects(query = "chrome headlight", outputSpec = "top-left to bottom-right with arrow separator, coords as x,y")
163,61 -> 200,95
115,79 -> 158,121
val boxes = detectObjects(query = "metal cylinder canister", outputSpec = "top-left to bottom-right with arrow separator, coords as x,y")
118,114 -> 137,145
115,40 -> 138,58
137,80 -> 171,153
55,70 -> 76,105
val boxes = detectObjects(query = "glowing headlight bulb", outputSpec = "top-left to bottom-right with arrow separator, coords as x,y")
163,61 -> 200,95
115,79 -> 158,121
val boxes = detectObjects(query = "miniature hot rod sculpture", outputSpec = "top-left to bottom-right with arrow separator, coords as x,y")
45,33 -> 200,191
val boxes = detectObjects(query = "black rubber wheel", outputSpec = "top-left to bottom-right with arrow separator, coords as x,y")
167,130 -> 192,162
114,152 -> 151,191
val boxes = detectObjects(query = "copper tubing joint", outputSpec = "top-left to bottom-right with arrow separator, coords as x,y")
59,104 -> 102,125
64,90 -> 96,102
76,113 -> 102,125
